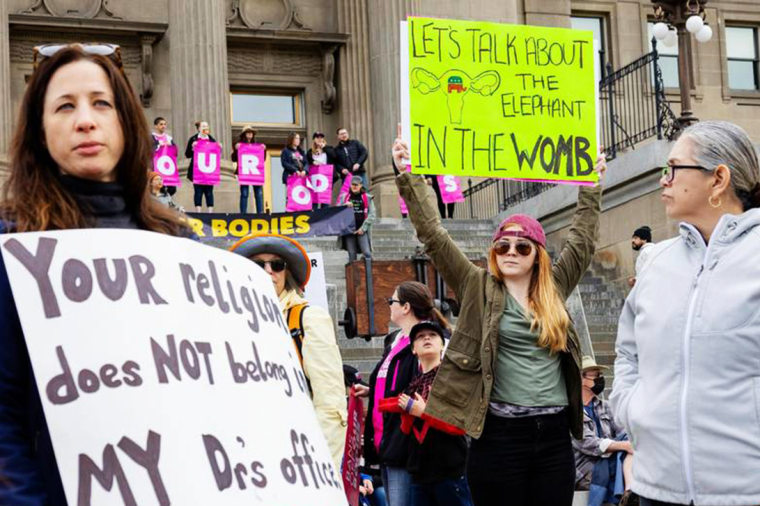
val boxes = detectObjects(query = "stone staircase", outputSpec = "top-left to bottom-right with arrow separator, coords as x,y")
576,256 -> 629,389
298,217 -> 496,379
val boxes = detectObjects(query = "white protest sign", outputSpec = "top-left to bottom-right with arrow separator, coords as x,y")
303,252 -> 328,313
0,230 -> 346,506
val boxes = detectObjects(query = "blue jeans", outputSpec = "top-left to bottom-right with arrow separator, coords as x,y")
193,184 -> 214,207
411,476 -> 473,506
370,485 -> 388,506
382,466 -> 412,506
239,185 -> 263,214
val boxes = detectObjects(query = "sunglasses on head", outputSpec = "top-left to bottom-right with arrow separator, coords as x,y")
253,259 -> 287,273
33,43 -> 123,72
493,240 -> 534,257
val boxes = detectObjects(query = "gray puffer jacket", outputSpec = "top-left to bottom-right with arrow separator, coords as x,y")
611,209 -> 760,505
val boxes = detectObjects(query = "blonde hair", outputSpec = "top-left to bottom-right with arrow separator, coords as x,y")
488,245 -> 569,353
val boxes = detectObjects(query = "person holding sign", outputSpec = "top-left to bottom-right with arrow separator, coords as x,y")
337,176 -> 375,262
230,233 -> 347,470
232,125 -> 265,214
424,175 -> 460,220
335,127 -> 369,189
185,120 -> 218,213
0,43 -> 189,505
392,125 -> 606,506
307,132 -> 335,209
151,116 -> 178,195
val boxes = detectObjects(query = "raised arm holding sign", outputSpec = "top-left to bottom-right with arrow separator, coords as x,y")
404,17 -> 598,185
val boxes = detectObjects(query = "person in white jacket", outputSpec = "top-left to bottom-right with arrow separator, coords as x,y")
610,120 -> 760,506
230,233 -> 347,469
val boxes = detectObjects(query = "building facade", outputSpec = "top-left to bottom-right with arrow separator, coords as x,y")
0,0 -> 758,219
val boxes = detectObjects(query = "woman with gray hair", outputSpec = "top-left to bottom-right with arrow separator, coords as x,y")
611,120 -> 760,506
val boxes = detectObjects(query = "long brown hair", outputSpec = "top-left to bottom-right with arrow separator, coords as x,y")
396,281 -> 451,331
1,45 -> 186,234
488,245 -> 569,353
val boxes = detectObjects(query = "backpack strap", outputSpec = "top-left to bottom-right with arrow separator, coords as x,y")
287,302 -> 309,365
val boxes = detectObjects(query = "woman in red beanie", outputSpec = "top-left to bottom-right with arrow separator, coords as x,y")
391,126 -> 606,506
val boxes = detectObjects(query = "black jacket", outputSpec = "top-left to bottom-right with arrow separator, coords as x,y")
280,146 -> 307,184
184,133 -> 217,182
306,146 -> 336,167
334,139 -> 368,179
363,330 -> 419,467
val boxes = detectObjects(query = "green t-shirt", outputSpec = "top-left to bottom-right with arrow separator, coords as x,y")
490,293 -> 568,407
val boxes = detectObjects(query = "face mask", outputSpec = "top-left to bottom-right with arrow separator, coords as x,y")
591,376 -> 605,396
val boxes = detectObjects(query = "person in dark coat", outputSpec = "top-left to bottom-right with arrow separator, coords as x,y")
231,125 -> 265,214
334,127 -> 369,188
0,43 -> 189,506
184,120 -> 218,213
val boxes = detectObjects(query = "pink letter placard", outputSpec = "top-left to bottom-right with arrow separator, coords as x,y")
399,164 -> 412,214
309,165 -> 334,205
193,140 -> 221,185
286,175 -> 313,212
338,176 -> 353,204
237,143 -> 266,186
153,145 -> 179,186
437,175 -> 465,204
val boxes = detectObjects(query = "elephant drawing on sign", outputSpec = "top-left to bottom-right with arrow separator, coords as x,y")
411,68 -> 501,124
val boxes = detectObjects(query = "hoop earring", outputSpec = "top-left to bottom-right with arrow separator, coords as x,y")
708,195 -> 722,208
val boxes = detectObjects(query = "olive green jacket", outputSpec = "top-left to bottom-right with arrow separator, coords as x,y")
396,173 -> 602,439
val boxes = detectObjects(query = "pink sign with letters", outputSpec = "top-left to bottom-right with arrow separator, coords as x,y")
309,165 -> 334,205
153,145 -> 179,186
337,175 -> 353,204
437,175 -> 465,204
286,175 -> 313,211
399,164 -> 412,214
237,143 -> 266,186
192,139 -> 221,185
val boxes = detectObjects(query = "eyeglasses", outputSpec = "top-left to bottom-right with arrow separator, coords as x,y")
253,259 -> 287,273
660,164 -> 712,184
386,298 -> 404,306
33,43 -> 123,73
492,240 -> 534,257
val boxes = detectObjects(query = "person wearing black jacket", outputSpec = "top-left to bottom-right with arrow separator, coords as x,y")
335,127 -> 369,188
395,321 -> 472,506
185,120 -> 217,213
355,281 -> 450,506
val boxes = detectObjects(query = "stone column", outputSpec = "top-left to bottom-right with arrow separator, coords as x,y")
0,0 -> 12,160
523,0 -> 571,28
365,0 -> 419,216
168,0 -> 231,158
337,0 -> 375,186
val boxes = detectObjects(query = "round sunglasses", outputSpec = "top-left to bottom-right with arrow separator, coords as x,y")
253,259 -> 287,273
492,240 -> 534,257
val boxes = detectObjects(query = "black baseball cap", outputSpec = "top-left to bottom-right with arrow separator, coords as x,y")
410,320 -> 446,343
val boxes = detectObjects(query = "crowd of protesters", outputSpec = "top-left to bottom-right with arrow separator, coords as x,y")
2,41 -> 760,506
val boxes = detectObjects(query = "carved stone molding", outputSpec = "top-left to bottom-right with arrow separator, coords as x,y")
19,0 -> 120,19
9,33 -> 141,65
139,34 -> 157,107
227,0 -> 309,31
228,45 -> 320,75
321,44 -> 339,114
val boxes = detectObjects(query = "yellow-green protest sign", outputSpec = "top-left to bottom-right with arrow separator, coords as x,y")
407,17 -> 597,184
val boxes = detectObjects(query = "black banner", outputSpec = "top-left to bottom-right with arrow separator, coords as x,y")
186,207 -> 355,248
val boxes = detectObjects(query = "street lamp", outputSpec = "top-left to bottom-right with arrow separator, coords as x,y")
651,0 -> 712,129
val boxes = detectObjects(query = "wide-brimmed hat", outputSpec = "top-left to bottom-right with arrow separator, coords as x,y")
581,355 -> 610,373
229,233 -> 311,289
241,125 -> 257,134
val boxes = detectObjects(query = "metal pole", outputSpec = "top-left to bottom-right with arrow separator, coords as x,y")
606,62 -> 617,159
653,37 -> 664,140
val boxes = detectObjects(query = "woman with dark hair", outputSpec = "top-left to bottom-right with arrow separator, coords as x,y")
232,125 -> 265,214
391,127 -> 606,506
281,132 -> 308,197
356,281 -> 451,506
307,131 -> 335,209
611,121 -> 760,506
0,43 -> 188,504
185,120 -> 217,213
